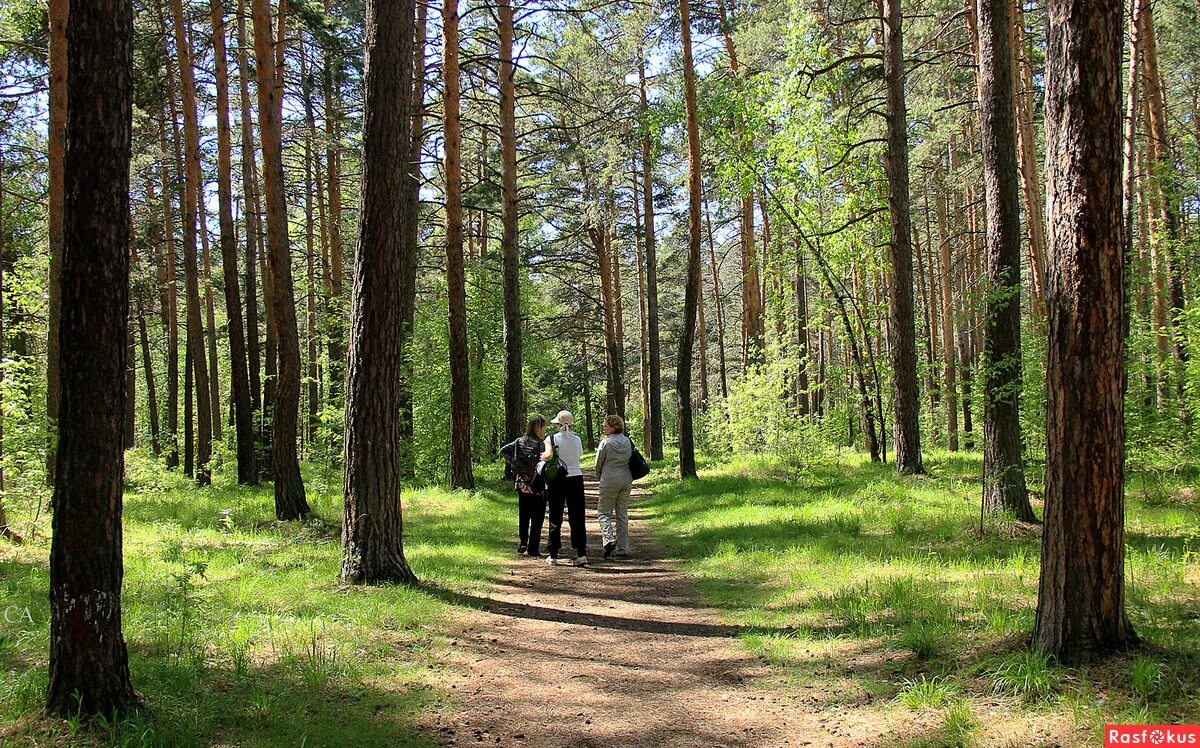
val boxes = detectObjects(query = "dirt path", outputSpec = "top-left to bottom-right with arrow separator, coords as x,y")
425,474 -> 840,748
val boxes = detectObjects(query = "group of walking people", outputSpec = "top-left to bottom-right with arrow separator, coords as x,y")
499,410 -> 645,567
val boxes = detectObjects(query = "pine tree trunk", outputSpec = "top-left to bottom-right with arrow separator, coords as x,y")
47,0 -> 137,712
323,0 -> 346,413
212,0 -> 257,484
795,248 -> 810,415
936,170 -> 959,450
978,0 -> 1035,521
170,0 -> 213,485
677,0 -> 702,480
125,307 -> 136,448
252,0 -> 309,518
158,120 -> 181,469
882,0 -> 924,474
1011,0 -> 1048,315
198,184 -> 222,441
136,299 -> 161,457
444,0 -> 474,489
1033,0 -> 1137,662
236,0 -> 263,456
633,168 -> 651,451
398,0 -> 427,478
45,0 -> 67,487
499,0 -> 524,441
1139,5 -> 1187,410
705,195 -> 729,401
342,0 -> 419,585
302,43 -> 321,449
638,57 -> 663,461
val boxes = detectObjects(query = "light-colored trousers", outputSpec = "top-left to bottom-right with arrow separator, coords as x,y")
597,481 -> 632,552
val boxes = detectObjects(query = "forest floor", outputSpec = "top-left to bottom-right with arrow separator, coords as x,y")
1,449 -> 1198,747
423,474 -> 840,748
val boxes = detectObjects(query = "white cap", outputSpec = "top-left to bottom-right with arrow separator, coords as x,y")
550,410 -> 574,427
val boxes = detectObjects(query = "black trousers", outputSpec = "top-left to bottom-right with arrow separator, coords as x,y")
546,474 -> 587,558
517,489 -> 546,555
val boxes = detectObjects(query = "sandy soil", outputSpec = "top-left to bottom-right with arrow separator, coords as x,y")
422,474 -> 883,748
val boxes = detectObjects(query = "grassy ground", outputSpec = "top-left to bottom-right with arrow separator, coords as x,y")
645,448 -> 1200,747
0,451 -> 513,747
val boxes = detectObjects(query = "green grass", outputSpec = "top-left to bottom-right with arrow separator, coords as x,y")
0,450 -> 514,747
645,448 -> 1200,744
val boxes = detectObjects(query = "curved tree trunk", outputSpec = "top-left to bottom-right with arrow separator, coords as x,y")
1033,0 -> 1137,662
47,0 -> 137,713
342,0 -> 419,586
252,0 -> 309,519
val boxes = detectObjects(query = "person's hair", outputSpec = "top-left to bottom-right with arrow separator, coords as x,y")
604,415 -> 625,434
525,416 -> 547,440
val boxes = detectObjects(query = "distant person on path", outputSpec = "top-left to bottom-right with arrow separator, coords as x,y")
595,415 -> 633,558
500,416 -> 548,557
542,410 -> 588,567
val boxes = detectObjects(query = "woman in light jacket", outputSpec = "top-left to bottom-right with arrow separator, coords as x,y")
542,410 -> 588,566
500,416 -> 548,557
594,415 -> 633,558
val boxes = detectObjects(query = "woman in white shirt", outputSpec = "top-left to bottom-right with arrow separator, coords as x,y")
541,410 -> 588,566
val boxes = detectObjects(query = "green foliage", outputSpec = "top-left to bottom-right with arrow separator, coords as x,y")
897,675 -> 958,710
647,451 -> 1200,741
989,651 -> 1059,701
0,453 -> 513,745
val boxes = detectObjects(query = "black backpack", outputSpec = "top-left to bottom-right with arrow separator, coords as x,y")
629,443 -> 650,480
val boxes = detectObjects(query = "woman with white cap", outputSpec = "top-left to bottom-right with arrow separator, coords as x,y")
541,410 -> 588,566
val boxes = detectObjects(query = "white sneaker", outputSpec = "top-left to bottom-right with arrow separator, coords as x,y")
546,556 -> 559,566
573,556 -> 589,567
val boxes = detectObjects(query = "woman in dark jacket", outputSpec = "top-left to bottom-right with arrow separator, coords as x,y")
499,416 -> 548,557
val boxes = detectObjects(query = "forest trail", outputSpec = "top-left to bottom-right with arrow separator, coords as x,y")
424,473 -> 850,748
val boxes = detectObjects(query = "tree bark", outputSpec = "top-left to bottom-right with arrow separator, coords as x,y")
444,0 -> 474,489
633,167 -> 651,450
882,0 -> 924,474
198,180 -> 222,442
136,298 -> 161,457
677,0 -> 702,479
302,42 -> 321,448
342,0 -> 419,586
977,0 -> 1035,521
1011,0 -> 1048,315
47,0 -> 137,713
323,0 -> 346,413
45,0 -> 67,486
638,57 -> 663,461
212,0 -> 257,484
499,0 -> 524,441
936,168 -> 959,450
1033,0 -> 1137,662
158,120 -> 181,469
399,0 -> 427,478
252,0 -> 309,518
236,0 -> 263,462
170,0 -> 213,485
